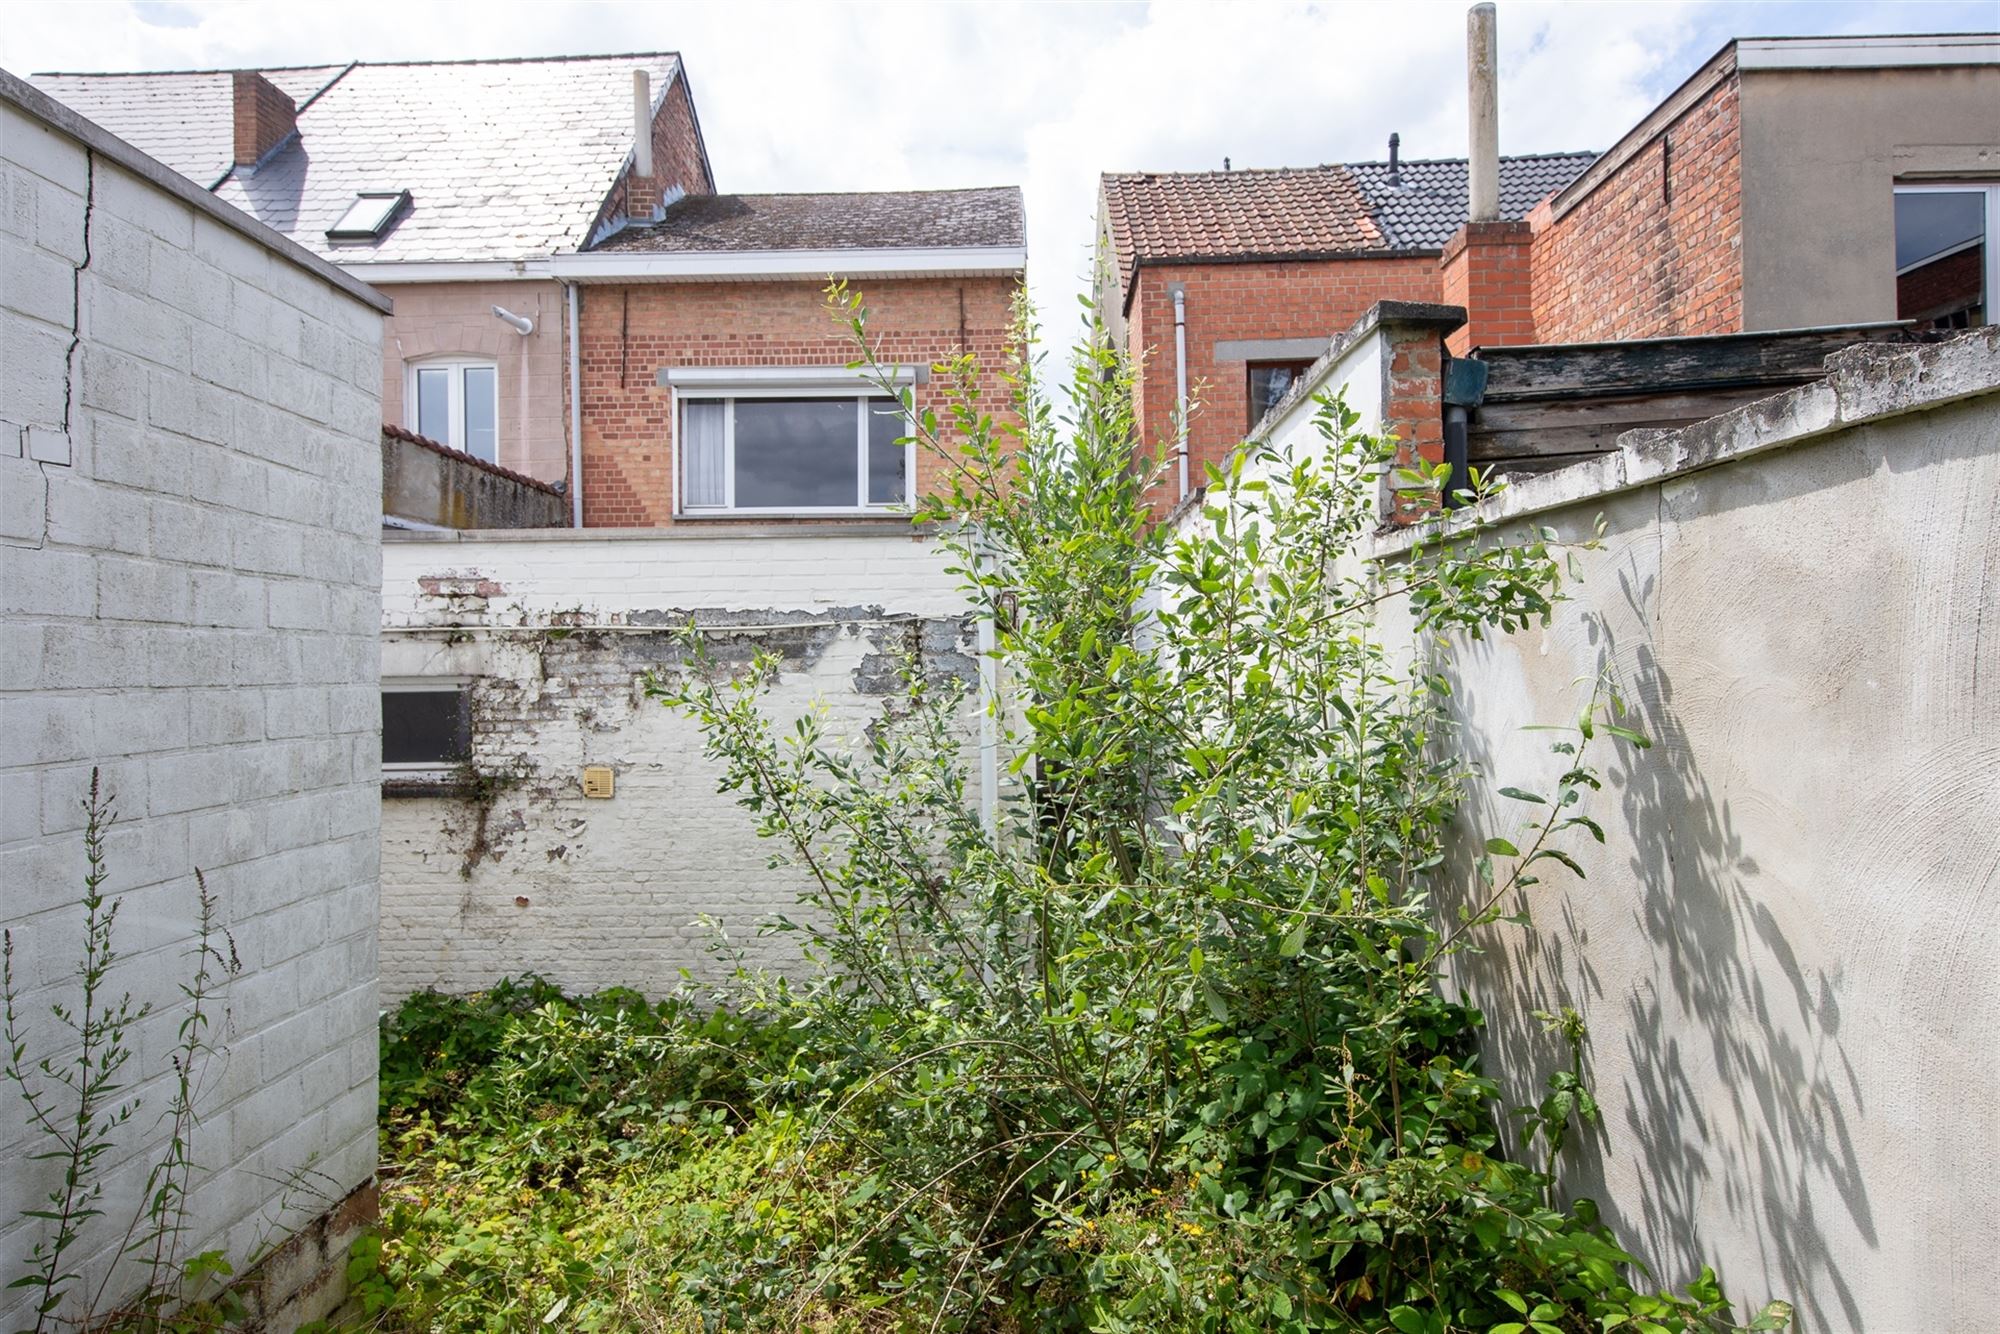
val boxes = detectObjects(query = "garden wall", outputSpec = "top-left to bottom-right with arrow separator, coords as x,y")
1369,328 -> 2000,1332
378,524 -> 980,1001
1,74 -> 388,1330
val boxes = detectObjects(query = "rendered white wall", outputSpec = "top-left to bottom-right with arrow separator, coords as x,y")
378,529 -> 975,1001
1,95 -> 384,1328
1378,334 -> 2000,1332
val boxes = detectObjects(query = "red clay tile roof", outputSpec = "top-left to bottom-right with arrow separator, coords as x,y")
1099,152 -> 1598,304
1100,166 -> 1387,292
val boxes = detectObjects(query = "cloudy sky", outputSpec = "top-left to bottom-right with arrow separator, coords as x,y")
3,0 -> 1993,324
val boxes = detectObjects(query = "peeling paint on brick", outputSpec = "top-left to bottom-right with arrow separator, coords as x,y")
380,531 -> 979,1001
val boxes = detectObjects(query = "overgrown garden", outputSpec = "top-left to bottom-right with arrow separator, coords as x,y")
7,298 -> 1792,1332
359,299 -> 1791,1333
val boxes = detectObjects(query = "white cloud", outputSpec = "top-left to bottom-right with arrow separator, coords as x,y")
3,0 -> 1991,328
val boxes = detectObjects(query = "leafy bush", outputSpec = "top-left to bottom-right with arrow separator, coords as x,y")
371,297 -> 1790,1333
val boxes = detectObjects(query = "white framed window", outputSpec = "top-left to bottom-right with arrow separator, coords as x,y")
382,678 -> 471,778
407,359 -> 500,463
1893,182 -> 1998,330
667,370 -> 914,516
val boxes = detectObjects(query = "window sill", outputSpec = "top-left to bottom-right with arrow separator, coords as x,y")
382,775 -> 470,799
674,509 -> 913,521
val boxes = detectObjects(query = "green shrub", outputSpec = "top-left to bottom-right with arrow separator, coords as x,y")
369,294 -> 1791,1333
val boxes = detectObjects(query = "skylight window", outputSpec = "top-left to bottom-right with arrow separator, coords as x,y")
327,190 -> 410,242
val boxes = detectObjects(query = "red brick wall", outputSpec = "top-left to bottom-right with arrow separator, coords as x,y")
577,277 -> 1019,528
1382,326 -> 1447,524
1439,221 -> 1534,356
1529,75 -> 1743,342
652,74 -> 713,198
604,74 -> 714,224
1125,255 -> 1441,512
1896,246 -> 1983,325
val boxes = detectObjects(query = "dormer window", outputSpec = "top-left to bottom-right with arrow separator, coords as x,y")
328,190 -> 410,242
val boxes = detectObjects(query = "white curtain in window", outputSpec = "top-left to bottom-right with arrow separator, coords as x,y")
682,400 -> 726,508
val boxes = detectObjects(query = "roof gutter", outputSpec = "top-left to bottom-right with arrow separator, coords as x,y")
338,247 -> 1026,286
549,245 -> 1027,281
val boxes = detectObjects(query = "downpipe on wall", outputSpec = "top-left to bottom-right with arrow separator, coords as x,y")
1173,285 -> 1189,500
974,531 -> 1000,837
566,281 -> 584,528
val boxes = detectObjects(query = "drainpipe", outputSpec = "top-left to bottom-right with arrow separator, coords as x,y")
977,593 -> 999,836
566,281 -> 583,527
1441,355 -> 1490,508
1172,284 -> 1189,500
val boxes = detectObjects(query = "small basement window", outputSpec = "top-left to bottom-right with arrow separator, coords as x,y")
327,190 -> 410,242
1247,360 -> 1314,430
1894,183 -> 1997,330
408,359 -> 499,463
383,680 -> 471,776
677,391 -> 911,515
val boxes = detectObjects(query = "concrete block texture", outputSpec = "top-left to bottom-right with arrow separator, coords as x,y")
1416,389 -> 2000,1330
2,94 -> 384,1332
378,530 -> 979,1000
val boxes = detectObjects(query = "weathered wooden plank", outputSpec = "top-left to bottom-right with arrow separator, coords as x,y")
1469,385 -> 1785,458
1474,324 -> 1919,402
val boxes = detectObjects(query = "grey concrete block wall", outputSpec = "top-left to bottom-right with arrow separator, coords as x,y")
1,80 -> 388,1329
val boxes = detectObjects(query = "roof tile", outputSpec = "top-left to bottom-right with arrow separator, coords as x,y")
1100,151 -> 1598,293
30,54 -> 685,263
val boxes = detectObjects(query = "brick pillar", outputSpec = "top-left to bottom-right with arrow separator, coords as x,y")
1381,317 -> 1451,525
1438,220 -> 1533,357
231,72 -> 297,169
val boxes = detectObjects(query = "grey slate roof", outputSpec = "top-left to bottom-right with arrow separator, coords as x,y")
29,65 -> 347,187
592,187 -> 1026,253
1345,153 -> 1598,249
30,54 -> 689,264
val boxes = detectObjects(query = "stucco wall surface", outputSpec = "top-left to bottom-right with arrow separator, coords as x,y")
377,528 -> 977,1001
1,93 -> 384,1329
1737,63 -> 2000,331
378,278 -> 568,484
1382,332 -> 1999,1331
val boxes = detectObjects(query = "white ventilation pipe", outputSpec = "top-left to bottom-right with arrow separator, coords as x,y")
1467,3 -> 1500,222
1173,286 -> 1189,500
632,70 -> 653,178
566,281 -> 583,528
491,304 -> 533,336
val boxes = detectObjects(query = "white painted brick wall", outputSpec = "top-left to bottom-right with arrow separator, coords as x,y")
1,96 -> 384,1326
379,531 -> 978,1001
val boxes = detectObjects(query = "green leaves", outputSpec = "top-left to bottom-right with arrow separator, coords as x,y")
596,293 -> 1794,1332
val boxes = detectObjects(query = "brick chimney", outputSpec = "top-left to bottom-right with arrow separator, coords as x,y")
625,69 -> 661,220
232,72 -> 297,170
1439,220 -> 1534,355
1438,4 -> 1534,355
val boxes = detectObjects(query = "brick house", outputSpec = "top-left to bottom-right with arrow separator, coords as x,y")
33,56 -> 1027,530
32,55 -> 713,489
1102,32 -> 1998,512
555,188 -> 1024,528
1097,151 -> 1593,510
